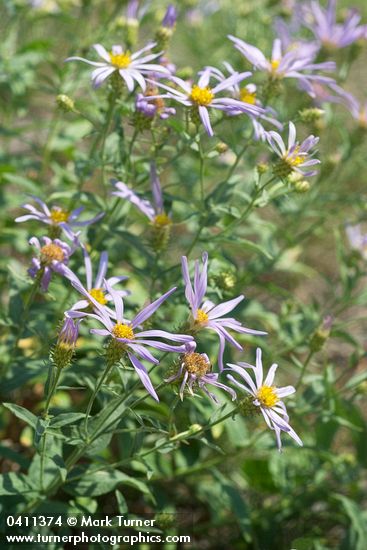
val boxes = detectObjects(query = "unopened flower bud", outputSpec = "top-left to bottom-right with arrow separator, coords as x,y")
215,142 -> 229,154
56,94 -> 75,112
299,108 -> 325,123
52,318 -> 79,369
149,213 -> 172,253
176,66 -> 194,80
155,26 -> 174,48
294,180 -> 310,193
310,316 -> 332,352
257,162 -> 269,175
155,513 -> 175,529
212,270 -> 237,291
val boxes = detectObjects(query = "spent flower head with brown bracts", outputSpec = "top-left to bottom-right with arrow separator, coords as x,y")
15,196 -> 104,239
226,348 -> 303,451
267,121 -> 320,178
166,341 -> 237,403
146,68 -> 265,136
61,246 -> 129,318
182,252 -> 267,370
86,282 -> 194,401
65,42 -> 170,91
28,234 -> 78,291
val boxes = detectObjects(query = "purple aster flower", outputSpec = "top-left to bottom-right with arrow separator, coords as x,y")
87,282 -> 194,401
202,63 -> 283,140
112,163 -> 172,227
52,316 -> 81,369
267,121 -> 320,177
62,247 -> 129,318
57,316 -> 80,349
65,42 -> 170,91
274,7 -> 320,57
162,4 -> 177,28
298,79 -> 352,105
226,348 -> 303,450
147,68 -> 265,136
28,236 -> 77,291
301,0 -> 367,49
182,252 -> 267,370
135,82 -> 176,119
165,341 -> 237,403
346,224 -> 367,259
228,35 -> 336,93
15,196 -> 103,237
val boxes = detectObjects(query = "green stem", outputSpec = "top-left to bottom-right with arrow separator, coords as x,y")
226,141 -> 250,180
198,137 -> 205,206
84,361 -> 115,436
40,366 -> 63,492
44,367 -> 63,415
296,350 -> 314,389
99,94 -> 117,199
40,111 -> 59,181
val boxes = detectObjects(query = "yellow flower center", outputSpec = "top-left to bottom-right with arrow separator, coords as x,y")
50,207 -> 69,224
40,243 -> 64,263
153,213 -> 172,227
190,85 -> 214,106
286,146 -> 304,167
89,287 -> 107,305
270,59 -> 281,72
112,323 -> 135,340
256,385 -> 278,408
196,309 -> 209,325
109,51 -> 131,69
183,352 -> 211,377
239,88 -> 257,105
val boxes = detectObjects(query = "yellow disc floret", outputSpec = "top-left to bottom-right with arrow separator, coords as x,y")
112,323 -> 135,340
89,288 -> 107,305
270,59 -> 281,72
40,243 -> 64,263
183,352 -> 211,377
109,51 -> 132,69
256,385 -> 278,408
153,213 -> 172,227
239,89 -> 257,105
196,309 -> 209,325
50,207 -> 69,224
190,85 -> 214,106
286,146 -> 304,167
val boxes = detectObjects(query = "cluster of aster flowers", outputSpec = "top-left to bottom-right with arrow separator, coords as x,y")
19,0 -> 367,452
62,1 -> 345,182
17,189 -> 302,449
